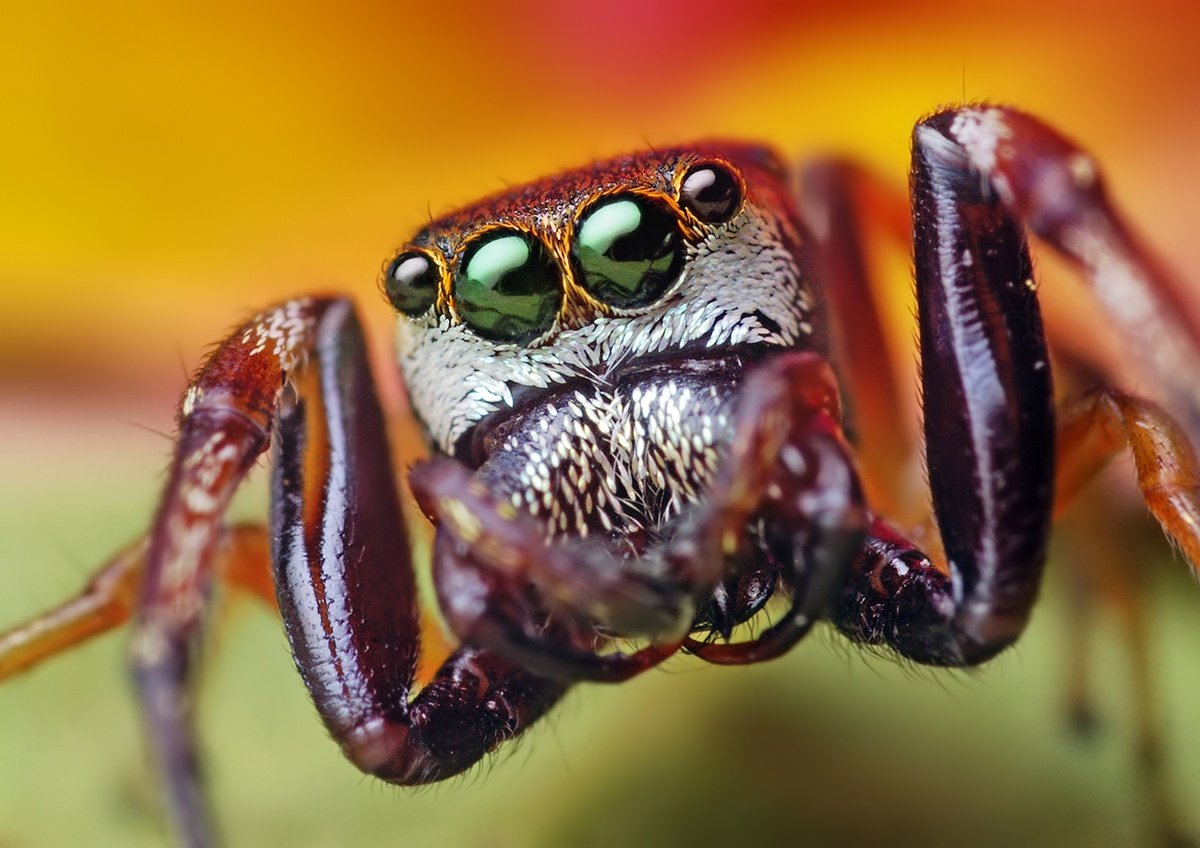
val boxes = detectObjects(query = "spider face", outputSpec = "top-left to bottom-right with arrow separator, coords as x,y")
383,146 -> 818,474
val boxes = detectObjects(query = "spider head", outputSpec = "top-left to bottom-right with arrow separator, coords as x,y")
382,144 -> 818,459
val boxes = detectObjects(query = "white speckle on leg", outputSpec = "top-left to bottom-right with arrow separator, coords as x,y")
182,385 -> 203,417
241,298 -> 315,371
949,107 -> 1012,176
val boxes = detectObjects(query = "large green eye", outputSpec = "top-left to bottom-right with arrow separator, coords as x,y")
383,250 -> 441,316
571,194 -> 684,309
453,231 -> 562,343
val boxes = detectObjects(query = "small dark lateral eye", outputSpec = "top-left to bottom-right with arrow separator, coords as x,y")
679,162 -> 742,223
384,251 -> 441,316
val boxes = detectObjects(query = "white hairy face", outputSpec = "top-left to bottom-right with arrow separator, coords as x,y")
385,145 -> 817,458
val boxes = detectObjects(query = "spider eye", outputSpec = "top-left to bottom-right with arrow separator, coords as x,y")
679,162 -> 741,223
454,231 -> 562,343
383,250 -> 441,316
571,194 -> 684,309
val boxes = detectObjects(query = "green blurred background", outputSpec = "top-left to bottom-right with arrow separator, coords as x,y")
2,1 -> 1198,846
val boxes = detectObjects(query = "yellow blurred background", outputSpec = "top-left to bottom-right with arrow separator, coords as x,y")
1,2 -> 1198,846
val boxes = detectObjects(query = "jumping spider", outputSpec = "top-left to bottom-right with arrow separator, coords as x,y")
2,105 -> 1198,846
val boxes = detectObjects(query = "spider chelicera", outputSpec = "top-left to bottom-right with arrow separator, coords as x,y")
2,104 -> 1198,847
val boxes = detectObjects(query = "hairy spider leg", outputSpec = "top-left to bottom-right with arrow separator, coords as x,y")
119,296 -> 335,848
76,296 -> 571,846
412,352 -> 868,677
796,159 -> 925,529
0,538 -> 145,681
810,107 -> 1200,844
967,108 -> 1200,447
833,106 -> 1058,666
832,106 -> 1200,666
1052,379 -> 1200,847
1055,389 -> 1200,571
0,526 -> 274,684
267,300 -> 568,789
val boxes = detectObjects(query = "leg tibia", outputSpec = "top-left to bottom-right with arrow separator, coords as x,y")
904,109 -> 1057,661
1058,389 -> 1200,575
0,524 -> 272,684
0,538 -> 143,682
268,300 -> 571,781
130,297 -> 338,847
940,106 -> 1200,446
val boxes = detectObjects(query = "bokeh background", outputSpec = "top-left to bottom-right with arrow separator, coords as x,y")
2,1 -> 1198,846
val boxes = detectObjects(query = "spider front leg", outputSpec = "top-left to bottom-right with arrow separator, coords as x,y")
833,106 -> 1200,666
266,302 -> 568,785
109,296 -> 567,846
834,108 -> 1058,665
128,298 -> 330,847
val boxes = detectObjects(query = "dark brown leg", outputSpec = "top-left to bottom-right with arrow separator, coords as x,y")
127,297 -> 335,848
949,107 -> 1200,444
109,296 -> 568,846
266,299 -> 568,786
833,107 -> 1200,668
833,107 -> 1059,665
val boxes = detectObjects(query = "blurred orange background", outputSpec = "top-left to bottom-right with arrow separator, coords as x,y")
2,1 -> 1197,397
2,2 -> 1199,846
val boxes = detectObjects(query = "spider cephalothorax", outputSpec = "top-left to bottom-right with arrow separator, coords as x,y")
382,146 -> 830,644
388,146 -> 816,456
